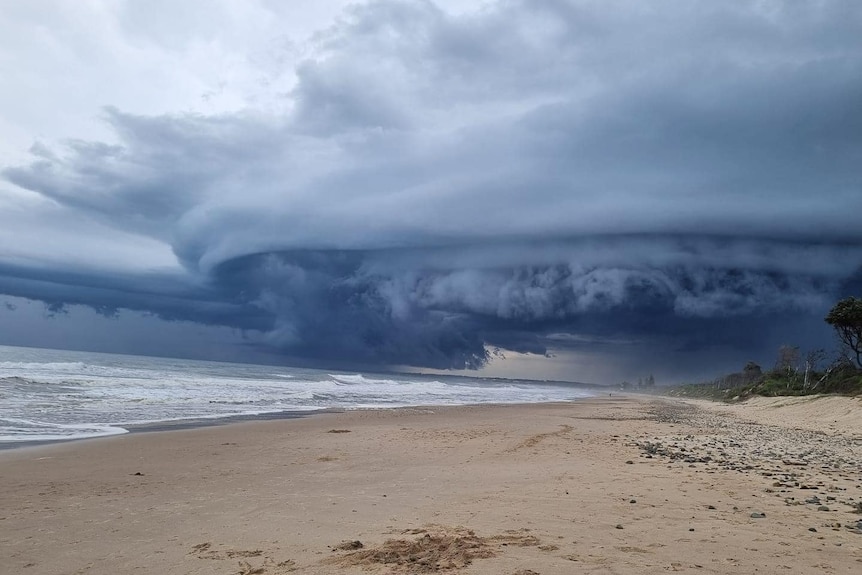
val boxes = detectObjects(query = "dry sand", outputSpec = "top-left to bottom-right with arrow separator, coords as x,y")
1,395 -> 861,575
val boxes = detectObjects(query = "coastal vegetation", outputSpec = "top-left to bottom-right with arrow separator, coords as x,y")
825,296 -> 862,368
665,296 -> 862,401
667,356 -> 862,401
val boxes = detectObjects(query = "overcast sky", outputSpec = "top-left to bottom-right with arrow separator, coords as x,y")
1,0 -> 861,384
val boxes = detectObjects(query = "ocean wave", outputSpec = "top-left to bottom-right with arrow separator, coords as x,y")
328,374 -> 407,386
0,361 -> 89,371
0,361 -> 169,383
0,347 -> 596,446
0,376 -> 87,387
0,376 -> 37,384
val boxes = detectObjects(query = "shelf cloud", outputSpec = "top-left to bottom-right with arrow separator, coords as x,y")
2,0 -> 861,378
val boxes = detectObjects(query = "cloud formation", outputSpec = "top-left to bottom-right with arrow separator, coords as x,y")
2,0 -> 861,377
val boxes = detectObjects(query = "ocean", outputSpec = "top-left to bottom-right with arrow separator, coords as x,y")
0,345 -> 594,444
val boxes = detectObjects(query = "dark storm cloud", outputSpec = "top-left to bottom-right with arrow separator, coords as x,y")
202,239 -> 856,369
0,261 -> 272,330
2,0 -> 862,375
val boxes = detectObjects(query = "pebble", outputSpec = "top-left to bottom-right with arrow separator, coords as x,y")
634,401 -> 862,540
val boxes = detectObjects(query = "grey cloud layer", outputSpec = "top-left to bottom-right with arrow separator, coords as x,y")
2,0 -> 861,373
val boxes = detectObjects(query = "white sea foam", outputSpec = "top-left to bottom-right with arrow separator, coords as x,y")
0,345 -> 594,444
0,417 -> 129,442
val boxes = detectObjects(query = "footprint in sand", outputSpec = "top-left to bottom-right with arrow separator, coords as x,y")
190,543 -> 296,573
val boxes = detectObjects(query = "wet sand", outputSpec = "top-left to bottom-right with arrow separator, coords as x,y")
1,396 -> 861,574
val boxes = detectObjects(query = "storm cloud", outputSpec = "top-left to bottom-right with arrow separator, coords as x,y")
2,0 -> 861,379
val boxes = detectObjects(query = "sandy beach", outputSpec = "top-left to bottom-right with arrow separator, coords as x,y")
2,395 -> 861,575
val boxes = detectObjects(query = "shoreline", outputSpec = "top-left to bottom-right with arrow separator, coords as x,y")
2,395 -> 861,574
0,408 -> 326,452
0,395 -> 606,452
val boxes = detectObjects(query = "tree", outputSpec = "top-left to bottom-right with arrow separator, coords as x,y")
774,345 -> 800,374
825,297 -> 862,368
803,349 -> 827,390
743,361 -> 763,384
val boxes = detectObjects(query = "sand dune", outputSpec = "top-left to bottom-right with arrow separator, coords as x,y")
693,394 -> 862,435
1,396 -> 861,574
